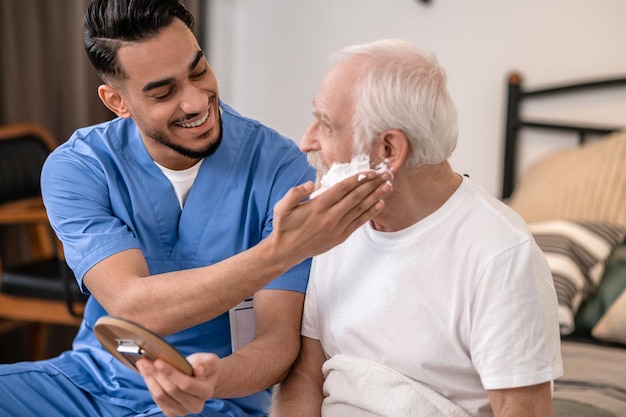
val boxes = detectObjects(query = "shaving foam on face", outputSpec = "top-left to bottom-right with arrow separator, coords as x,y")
310,154 -> 390,198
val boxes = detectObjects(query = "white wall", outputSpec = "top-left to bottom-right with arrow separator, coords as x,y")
205,0 -> 626,197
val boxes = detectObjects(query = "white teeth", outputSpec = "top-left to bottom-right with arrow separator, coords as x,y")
178,111 -> 209,128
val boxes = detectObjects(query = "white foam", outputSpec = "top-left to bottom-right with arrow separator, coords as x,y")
310,154 -> 390,198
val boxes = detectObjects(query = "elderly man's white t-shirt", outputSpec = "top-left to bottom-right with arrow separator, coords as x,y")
301,177 -> 563,417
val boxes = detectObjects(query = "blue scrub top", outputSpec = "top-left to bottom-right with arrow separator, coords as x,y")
40,102 -> 315,415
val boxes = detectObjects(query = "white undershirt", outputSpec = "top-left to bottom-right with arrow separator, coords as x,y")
154,160 -> 203,208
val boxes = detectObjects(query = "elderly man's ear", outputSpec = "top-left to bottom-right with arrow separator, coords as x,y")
374,129 -> 409,173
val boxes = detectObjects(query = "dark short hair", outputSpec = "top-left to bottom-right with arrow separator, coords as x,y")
84,0 -> 194,82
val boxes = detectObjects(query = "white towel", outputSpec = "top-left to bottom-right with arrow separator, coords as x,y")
321,355 -> 471,417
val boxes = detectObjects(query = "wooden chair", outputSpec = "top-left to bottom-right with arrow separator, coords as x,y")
0,123 -> 87,360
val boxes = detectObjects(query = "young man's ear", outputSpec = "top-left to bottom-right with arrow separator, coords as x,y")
375,129 -> 409,172
98,84 -> 132,118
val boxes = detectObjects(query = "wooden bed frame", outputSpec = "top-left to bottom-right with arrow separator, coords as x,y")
501,72 -> 626,200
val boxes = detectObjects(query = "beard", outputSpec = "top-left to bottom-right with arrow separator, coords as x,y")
306,151 -> 329,175
149,116 -> 223,160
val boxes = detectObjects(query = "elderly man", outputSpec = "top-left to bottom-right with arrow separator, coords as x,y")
269,39 -> 563,417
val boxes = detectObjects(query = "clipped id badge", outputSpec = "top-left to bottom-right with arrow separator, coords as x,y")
229,296 -> 255,352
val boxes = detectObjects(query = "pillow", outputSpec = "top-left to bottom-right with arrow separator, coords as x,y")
529,220 -> 626,335
593,288 -> 626,345
575,244 -> 626,332
509,130 -> 626,227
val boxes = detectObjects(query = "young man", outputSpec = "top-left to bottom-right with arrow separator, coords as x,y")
0,2 -> 391,416
269,39 -> 564,417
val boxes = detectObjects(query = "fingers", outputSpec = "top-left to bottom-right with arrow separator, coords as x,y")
137,355 -> 218,417
137,359 -> 192,417
274,181 -> 315,213
269,169 -> 393,264
338,180 -> 390,235
316,170 -> 392,231
187,352 -> 220,376
323,169 -> 392,202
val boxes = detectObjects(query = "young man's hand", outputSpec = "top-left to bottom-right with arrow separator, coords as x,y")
137,353 -> 219,417
271,170 -> 393,263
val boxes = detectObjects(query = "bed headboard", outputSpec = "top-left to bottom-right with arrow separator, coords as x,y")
501,73 -> 626,200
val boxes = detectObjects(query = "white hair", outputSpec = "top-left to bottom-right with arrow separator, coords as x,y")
330,39 -> 458,167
